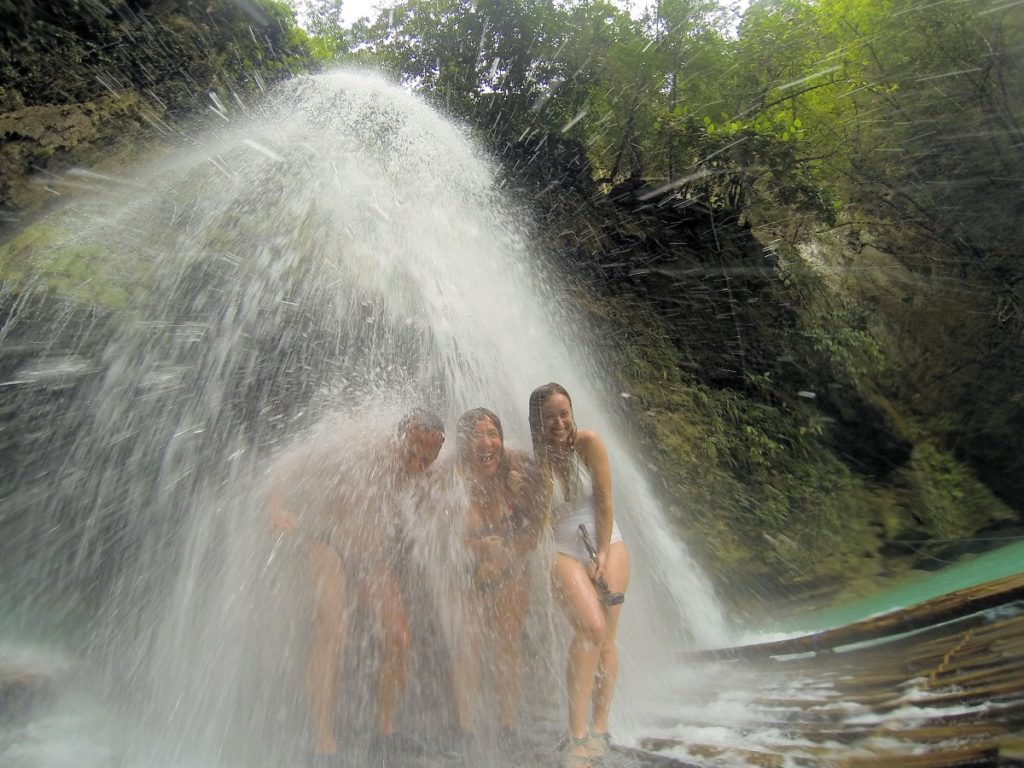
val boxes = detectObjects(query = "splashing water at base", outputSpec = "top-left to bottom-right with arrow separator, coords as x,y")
0,69 -> 729,766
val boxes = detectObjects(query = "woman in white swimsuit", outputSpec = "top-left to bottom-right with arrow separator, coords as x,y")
528,383 -> 630,768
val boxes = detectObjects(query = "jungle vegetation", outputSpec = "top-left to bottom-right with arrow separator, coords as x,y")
1,0 -> 1022,606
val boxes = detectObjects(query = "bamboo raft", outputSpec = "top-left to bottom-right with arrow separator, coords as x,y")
630,572 -> 1024,768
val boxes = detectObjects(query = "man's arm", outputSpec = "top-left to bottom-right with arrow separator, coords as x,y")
576,430 -> 614,580
264,445 -> 316,535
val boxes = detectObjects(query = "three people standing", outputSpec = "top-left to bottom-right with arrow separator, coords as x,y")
269,387 -> 629,768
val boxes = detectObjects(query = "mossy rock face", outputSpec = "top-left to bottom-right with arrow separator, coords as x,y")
899,442 -> 1017,541
0,0 -> 315,219
0,221 -> 134,308
0,101 -> 108,146
0,93 -> 151,211
577,290 -> 883,595
796,224 -> 1024,514
540,171 -> 1021,605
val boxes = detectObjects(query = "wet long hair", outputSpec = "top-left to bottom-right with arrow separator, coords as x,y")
459,407 -> 542,534
528,382 -> 578,505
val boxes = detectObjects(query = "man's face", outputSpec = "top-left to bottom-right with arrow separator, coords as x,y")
401,425 -> 444,475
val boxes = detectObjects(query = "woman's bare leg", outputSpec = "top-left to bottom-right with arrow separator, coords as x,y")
591,541 -> 629,736
491,574 -> 529,729
553,553 -> 607,740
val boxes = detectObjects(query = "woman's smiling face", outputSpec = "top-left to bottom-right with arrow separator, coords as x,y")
540,392 -> 573,447
466,415 -> 504,477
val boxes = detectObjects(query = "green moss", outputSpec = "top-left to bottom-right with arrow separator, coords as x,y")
1,0 -> 316,215
0,224 -> 132,308
899,442 -> 1016,540
577,288 -> 883,595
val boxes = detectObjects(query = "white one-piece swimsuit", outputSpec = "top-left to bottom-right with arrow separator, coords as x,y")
552,452 -> 623,564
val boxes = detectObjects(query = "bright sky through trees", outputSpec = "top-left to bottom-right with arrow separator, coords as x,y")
293,0 -> 745,29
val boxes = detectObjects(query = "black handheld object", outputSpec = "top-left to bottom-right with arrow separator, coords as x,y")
577,524 -> 625,606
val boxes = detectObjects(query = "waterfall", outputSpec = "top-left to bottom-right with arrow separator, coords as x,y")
0,69 -> 729,767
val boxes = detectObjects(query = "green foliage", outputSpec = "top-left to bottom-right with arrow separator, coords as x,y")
900,443 -> 1016,541
274,0 -> 1023,265
578,290 -> 878,595
349,0 -> 648,139
657,116 -> 836,218
733,0 -> 1024,260
342,0 -> 836,221
784,261 -> 888,386
291,0 -> 349,59
0,0 -> 316,113
0,0 -> 318,211
2,0 -> 1018,608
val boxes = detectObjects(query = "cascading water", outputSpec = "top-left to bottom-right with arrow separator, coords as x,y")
0,69 -> 729,767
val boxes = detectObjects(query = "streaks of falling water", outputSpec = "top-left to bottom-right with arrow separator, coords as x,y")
0,69 -> 729,766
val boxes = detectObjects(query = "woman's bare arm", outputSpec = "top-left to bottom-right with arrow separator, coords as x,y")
576,429 -> 614,571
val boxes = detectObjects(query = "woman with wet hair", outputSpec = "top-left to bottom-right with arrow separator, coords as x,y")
448,407 -> 542,752
528,384 -> 630,768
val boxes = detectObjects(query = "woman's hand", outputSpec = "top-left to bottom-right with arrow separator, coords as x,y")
590,548 -> 609,584
507,466 -> 526,496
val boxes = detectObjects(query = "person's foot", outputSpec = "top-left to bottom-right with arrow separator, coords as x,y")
560,735 -> 596,768
588,731 -> 611,757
